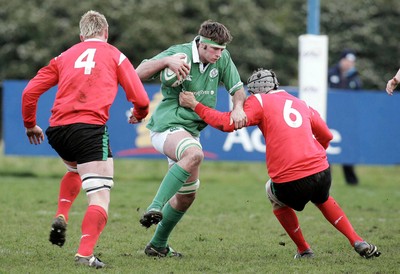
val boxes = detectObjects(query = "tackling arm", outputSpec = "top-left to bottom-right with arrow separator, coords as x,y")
179,91 -> 235,132
230,87 -> 247,129
179,92 -> 262,132
195,104 -> 235,132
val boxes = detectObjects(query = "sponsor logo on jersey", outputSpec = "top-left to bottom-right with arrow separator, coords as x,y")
193,90 -> 215,96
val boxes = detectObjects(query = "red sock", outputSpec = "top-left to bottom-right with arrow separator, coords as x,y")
316,196 -> 363,246
55,172 -> 81,222
273,207 -> 310,253
77,205 -> 108,257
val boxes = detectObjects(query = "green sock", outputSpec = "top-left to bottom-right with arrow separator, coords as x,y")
150,202 -> 185,248
147,164 -> 190,211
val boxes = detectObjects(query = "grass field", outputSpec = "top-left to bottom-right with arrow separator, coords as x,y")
0,152 -> 399,273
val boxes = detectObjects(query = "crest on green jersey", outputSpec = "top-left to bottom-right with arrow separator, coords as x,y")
209,68 -> 218,78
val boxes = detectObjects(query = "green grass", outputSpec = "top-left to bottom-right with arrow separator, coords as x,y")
0,152 -> 399,273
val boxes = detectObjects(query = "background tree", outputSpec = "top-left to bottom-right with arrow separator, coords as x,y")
321,1 -> 400,90
1,0 -> 399,89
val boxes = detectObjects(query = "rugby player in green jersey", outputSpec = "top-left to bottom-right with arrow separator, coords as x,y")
136,20 -> 247,257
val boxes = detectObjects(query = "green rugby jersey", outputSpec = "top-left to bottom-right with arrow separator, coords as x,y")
145,36 -> 243,137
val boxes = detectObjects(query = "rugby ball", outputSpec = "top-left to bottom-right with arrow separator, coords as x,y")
160,53 -> 191,87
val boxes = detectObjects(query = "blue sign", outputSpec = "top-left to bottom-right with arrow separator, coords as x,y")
3,80 -> 400,164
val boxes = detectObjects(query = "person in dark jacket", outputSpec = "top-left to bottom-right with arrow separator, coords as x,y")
328,49 -> 361,185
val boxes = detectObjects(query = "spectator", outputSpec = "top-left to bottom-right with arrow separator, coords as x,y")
328,49 -> 361,185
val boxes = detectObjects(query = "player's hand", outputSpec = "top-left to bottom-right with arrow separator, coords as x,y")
230,108 -> 247,129
166,55 -> 190,81
128,108 -> 143,124
26,125 -> 44,145
179,91 -> 198,110
128,116 -> 140,124
386,77 -> 398,95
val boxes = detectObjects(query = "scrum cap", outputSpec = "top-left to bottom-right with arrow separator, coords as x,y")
247,68 -> 279,94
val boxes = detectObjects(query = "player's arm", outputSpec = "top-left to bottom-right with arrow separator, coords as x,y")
179,92 -> 261,132
117,56 -> 150,122
309,106 -> 333,149
22,59 -> 58,144
22,60 -> 58,129
136,55 -> 190,81
180,91 -> 235,132
230,87 -> 247,129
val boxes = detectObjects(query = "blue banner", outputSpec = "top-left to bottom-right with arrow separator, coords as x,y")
3,80 -> 399,164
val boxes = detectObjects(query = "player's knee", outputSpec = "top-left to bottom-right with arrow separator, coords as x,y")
81,173 -> 114,195
185,149 -> 204,166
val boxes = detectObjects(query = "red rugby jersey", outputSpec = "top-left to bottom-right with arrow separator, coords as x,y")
22,39 -> 149,128
194,90 -> 333,182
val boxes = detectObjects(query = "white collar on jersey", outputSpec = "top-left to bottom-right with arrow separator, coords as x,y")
192,36 -> 210,73
269,89 -> 285,94
83,38 -> 104,42
192,36 -> 201,63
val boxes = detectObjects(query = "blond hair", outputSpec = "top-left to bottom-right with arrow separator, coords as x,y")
79,10 -> 108,39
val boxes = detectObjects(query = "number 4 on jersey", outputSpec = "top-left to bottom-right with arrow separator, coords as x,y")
75,48 -> 96,74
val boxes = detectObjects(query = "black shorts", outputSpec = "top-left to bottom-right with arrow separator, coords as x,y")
46,123 -> 112,164
271,167 -> 331,211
